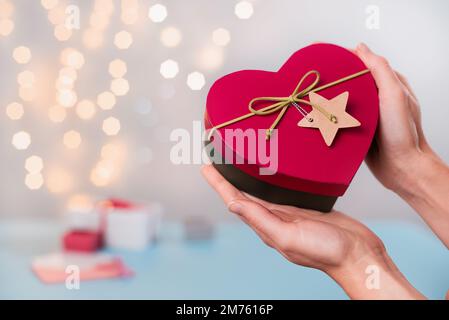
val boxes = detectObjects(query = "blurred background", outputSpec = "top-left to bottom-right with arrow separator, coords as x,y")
1,0 -> 448,221
1,0 -> 449,300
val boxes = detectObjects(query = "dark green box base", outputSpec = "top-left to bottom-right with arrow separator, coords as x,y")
213,163 -> 337,213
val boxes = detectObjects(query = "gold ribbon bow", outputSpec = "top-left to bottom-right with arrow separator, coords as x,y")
208,69 -> 370,140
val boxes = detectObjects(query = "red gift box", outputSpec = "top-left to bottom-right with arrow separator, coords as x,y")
63,230 -> 103,252
204,43 -> 379,212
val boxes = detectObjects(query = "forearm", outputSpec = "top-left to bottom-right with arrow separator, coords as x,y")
327,251 -> 425,300
396,151 -> 449,248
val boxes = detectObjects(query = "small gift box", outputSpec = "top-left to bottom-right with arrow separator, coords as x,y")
183,216 -> 214,241
62,202 -> 103,252
63,230 -> 103,252
204,43 -> 379,212
32,253 -> 133,284
65,207 -> 101,232
104,198 -> 163,251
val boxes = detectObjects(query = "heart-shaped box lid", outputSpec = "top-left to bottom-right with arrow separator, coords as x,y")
205,43 -> 379,197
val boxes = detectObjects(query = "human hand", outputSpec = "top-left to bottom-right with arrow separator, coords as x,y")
355,43 -> 435,194
356,43 -> 449,248
202,165 -> 425,299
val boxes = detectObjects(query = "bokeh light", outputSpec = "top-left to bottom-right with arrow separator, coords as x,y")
13,46 -> 32,64
109,59 -> 127,78
17,70 -> 35,88
114,31 -> 133,49
160,59 -> 179,79
148,4 -> 167,23
121,0 -> 139,25
97,91 -> 116,110
89,12 -> 110,30
90,141 -> 127,187
0,0 -> 14,18
54,24 -> 72,41
235,1 -> 254,19
57,89 -> 78,108
90,161 -> 113,187
12,131 -> 31,150
82,0 -> 114,49
61,49 -> 85,69
121,10 -> 139,25
93,0 -> 115,16
101,143 -> 121,159
197,46 -> 224,70
59,67 -> 77,81
82,28 -> 104,49
212,28 -> 231,47
25,173 -> 44,190
63,130 -> 82,149
60,48 -> 75,65
2,0 -> 239,211
6,102 -> 24,120
19,87 -> 37,102
102,117 -> 121,136
46,167 -> 73,194
187,72 -> 206,91
55,74 -> 75,91
25,155 -> 44,174
47,6 -> 65,25
0,19 -> 14,36
67,193 -> 95,211
76,99 -> 96,120
48,105 -> 67,123
110,78 -> 130,96
160,26 -> 182,48
41,0 -> 59,10
90,157 -> 122,187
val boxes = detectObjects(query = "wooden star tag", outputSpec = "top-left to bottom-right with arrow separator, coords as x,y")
297,92 -> 361,146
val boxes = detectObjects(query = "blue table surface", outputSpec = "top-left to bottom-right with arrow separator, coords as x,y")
0,219 -> 448,300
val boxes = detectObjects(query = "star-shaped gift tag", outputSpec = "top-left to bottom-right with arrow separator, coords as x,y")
297,92 -> 361,146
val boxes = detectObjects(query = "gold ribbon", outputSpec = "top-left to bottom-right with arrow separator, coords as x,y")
208,69 -> 370,140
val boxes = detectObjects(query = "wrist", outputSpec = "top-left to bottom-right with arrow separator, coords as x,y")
394,149 -> 449,248
326,249 -> 425,300
393,149 -> 444,200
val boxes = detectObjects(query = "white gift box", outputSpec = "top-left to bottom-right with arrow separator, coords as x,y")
65,208 -> 101,232
105,203 -> 163,251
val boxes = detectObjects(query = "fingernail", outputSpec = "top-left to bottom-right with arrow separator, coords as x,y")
228,201 -> 243,215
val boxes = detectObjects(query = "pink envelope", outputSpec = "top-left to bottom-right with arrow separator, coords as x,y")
32,252 -> 133,284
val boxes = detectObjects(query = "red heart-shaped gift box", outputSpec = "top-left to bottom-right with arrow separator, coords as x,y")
205,43 -> 379,212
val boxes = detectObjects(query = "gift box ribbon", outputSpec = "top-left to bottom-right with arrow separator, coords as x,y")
208,69 -> 370,140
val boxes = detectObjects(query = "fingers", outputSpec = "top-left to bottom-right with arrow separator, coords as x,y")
202,165 -> 300,248
228,198 -> 290,246
394,71 -> 418,102
355,43 -> 402,97
393,71 -> 427,145
201,165 -> 291,246
201,165 -> 246,204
